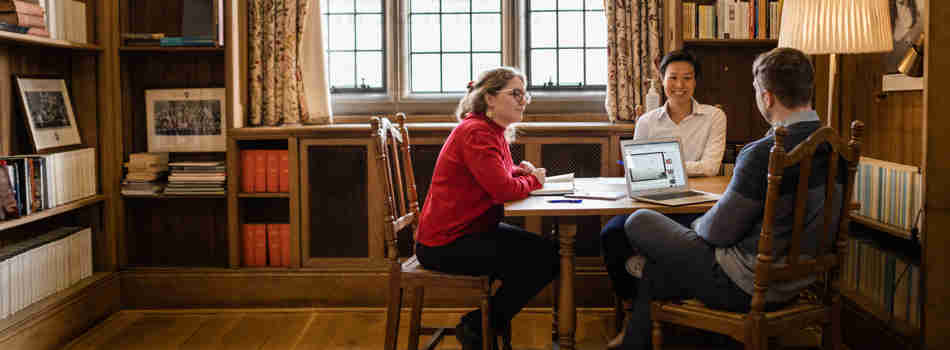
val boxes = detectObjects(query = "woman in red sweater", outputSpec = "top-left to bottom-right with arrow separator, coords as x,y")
415,67 -> 559,349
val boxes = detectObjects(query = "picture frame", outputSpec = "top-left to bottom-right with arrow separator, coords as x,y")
13,75 -> 82,152
146,88 -> 226,152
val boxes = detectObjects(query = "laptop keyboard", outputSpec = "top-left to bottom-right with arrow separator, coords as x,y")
640,190 -> 705,201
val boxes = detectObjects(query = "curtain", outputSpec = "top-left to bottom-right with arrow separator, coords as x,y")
249,0 -> 333,126
604,0 -> 663,122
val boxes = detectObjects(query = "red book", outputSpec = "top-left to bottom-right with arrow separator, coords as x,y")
253,150 -> 267,193
243,224 -> 254,267
241,150 -> 254,193
266,150 -> 280,193
0,1 -> 46,16
254,224 -> 267,267
267,223 -> 281,267
280,223 -> 291,267
0,12 -> 45,28
278,150 -> 289,193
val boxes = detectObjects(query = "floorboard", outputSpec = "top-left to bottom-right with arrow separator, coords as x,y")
63,307 -> 820,350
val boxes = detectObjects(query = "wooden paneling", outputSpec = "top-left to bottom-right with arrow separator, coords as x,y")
125,0 -> 186,36
685,44 -> 774,144
124,197 -> 228,267
121,52 -> 225,155
119,269 -> 614,309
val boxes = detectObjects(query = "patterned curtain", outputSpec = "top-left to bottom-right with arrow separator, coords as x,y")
604,0 -> 663,122
249,0 -> 333,126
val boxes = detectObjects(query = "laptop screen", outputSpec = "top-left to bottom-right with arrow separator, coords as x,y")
622,139 -> 687,193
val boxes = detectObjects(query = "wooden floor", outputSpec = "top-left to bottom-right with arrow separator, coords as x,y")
64,307 -> 815,349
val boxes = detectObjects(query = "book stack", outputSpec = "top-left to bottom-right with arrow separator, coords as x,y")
164,161 -> 226,195
0,148 -> 98,218
0,0 -> 48,37
121,153 -> 168,196
122,32 -> 164,46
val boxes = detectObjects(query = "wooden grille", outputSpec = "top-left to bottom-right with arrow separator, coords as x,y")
306,145 -> 369,258
542,143 -> 603,257
125,198 -> 228,267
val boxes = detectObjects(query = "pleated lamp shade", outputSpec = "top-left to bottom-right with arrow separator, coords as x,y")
778,0 -> 894,54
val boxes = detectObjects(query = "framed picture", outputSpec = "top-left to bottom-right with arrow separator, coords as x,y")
146,88 -> 226,152
886,0 -> 926,74
13,75 -> 82,152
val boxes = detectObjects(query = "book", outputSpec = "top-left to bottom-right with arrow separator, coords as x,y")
565,191 -> 626,200
530,172 -> 574,196
0,0 -> 44,15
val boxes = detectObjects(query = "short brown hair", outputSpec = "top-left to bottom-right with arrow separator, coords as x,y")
455,67 -> 525,121
752,48 -> 814,109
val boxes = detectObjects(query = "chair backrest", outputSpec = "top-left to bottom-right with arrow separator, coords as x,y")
370,113 -> 420,265
750,120 -> 864,312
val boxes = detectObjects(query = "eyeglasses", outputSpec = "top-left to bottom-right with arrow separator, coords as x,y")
497,88 -> 531,103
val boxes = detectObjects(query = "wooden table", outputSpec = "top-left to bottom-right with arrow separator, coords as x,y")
504,176 -> 730,350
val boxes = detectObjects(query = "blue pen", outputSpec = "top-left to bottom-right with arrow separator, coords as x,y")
547,199 -> 583,203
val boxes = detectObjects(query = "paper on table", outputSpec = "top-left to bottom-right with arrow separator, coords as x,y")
530,173 -> 574,195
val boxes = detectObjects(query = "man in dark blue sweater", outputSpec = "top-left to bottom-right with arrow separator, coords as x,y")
609,47 -> 844,349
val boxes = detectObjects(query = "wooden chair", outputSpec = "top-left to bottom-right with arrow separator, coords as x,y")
375,114 -> 510,350
650,120 -> 865,350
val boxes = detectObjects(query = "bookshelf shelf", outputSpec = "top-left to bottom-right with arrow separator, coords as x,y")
0,195 -> 106,232
119,46 -> 224,53
238,193 -> 289,198
0,272 -> 115,334
840,288 -> 919,339
122,193 -> 226,199
683,39 -> 778,46
851,213 -> 915,241
0,31 -> 101,51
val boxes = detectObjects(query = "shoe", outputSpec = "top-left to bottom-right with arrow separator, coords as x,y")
455,321 -> 482,350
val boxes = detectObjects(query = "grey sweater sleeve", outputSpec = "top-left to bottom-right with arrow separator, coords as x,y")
693,142 -> 769,246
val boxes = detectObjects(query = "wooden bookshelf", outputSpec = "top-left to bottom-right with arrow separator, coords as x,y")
841,288 -> 919,339
683,39 -> 778,46
851,213 -> 916,241
237,193 -> 289,198
119,46 -> 224,53
122,193 -> 226,199
0,272 -> 114,334
0,31 -> 101,51
0,195 -> 106,232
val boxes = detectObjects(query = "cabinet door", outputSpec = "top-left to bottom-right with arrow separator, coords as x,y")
299,138 -> 382,268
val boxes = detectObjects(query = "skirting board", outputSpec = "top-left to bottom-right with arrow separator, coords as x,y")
882,74 -> 924,92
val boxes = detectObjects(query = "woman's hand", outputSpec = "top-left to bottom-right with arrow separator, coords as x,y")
514,160 -> 537,176
532,167 -> 546,184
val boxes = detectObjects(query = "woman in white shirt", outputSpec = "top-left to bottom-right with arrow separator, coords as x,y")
602,50 -> 726,349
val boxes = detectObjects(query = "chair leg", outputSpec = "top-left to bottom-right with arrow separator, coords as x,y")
480,294 -> 494,350
384,287 -> 404,350
407,286 -> 425,350
652,321 -> 663,350
744,333 -> 767,350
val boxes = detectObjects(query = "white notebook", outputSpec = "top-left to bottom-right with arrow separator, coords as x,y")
530,173 -> 574,195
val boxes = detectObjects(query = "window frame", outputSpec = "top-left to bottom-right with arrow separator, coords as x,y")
328,0 -> 607,118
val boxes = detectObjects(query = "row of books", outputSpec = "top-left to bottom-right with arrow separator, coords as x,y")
852,157 -> 923,238
0,0 -> 48,37
243,223 -> 290,267
0,148 -> 97,220
241,150 -> 289,193
0,227 -> 93,320
683,0 -> 782,40
841,235 -> 922,329
121,152 -> 169,196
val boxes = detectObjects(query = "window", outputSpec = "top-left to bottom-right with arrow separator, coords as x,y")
526,0 -> 607,90
321,0 -> 386,93
408,0 -> 502,93
320,1 -> 608,115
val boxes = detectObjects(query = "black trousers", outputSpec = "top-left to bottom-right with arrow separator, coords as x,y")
416,222 -> 559,330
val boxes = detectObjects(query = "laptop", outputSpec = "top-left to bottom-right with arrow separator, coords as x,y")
621,138 -> 720,206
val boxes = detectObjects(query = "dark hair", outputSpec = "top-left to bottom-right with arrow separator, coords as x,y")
752,47 -> 814,109
659,50 -> 700,79
454,67 -> 525,121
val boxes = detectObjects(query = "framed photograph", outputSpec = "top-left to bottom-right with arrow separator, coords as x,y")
13,75 -> 82,152
886,0 -> 926,74
146,88 -> 226,152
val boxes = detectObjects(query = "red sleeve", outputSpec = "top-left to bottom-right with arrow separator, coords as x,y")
461,129 -> 541,204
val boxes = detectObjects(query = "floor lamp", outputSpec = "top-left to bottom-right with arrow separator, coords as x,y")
777,0 -> 894,129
